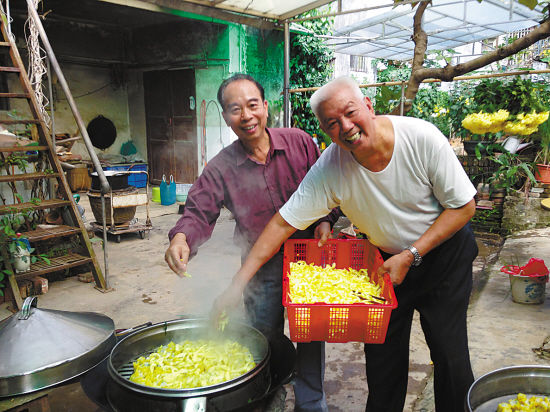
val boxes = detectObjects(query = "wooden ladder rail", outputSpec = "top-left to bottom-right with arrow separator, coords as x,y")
0,10 -> 107,310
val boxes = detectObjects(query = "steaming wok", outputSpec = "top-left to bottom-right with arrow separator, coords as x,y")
81,330 -> 296,412
106,318 -> 271,412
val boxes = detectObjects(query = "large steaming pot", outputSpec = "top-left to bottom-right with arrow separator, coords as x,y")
107,318 -> 271,412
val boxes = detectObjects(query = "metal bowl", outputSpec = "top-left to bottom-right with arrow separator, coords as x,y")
465,365 -> 550,411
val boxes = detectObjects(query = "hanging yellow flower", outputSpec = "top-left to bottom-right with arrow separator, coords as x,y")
462,110 -> 549,136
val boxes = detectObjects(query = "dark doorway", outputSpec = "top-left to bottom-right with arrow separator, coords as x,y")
144,69 -> 197,184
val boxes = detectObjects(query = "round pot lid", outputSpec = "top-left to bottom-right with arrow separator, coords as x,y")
91,171 -> 130,177
0,297 -> 116,397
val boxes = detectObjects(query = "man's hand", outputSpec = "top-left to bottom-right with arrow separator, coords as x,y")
314,221 -> 332,247
376,250 -> 414,286
211,281 -> 244,326
164,233 -> 191,278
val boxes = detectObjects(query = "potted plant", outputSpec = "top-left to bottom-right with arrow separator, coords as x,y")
459,79 -> 504,155
533,117 -> 550,183
0,204 -> 51,290
461,77 -> 549,157
0,213 -> 31,290
534,139 -> 550,183
487,149 -> 537,194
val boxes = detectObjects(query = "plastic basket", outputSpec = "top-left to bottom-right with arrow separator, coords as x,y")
127,164 -> 148,188
176,183 -> 193,195
283,239 -> 397,343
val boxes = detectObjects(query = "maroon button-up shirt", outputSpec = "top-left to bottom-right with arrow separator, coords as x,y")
168,128 -> 338,257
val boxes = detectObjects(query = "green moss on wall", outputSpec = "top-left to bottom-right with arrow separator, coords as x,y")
243,26 -> 284,103
223,25 -> 284,105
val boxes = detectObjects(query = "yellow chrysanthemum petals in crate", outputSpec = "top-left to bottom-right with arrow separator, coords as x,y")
129,339 -> 256,389
497,393 -> 550,411
288,261 -> 383,304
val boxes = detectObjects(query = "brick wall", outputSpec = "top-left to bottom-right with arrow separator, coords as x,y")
502,190 -> 550,233
457,155 -> 550,235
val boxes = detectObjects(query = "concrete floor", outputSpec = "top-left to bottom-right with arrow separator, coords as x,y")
1,194 -> 550,412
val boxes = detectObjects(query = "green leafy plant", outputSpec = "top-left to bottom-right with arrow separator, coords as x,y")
470,77 -> 546,116
373,60 -> 411,114
471,207 -> 502,233
0,152 -> 29,171
407,84 -> 451,137
7,109 -> 34,139
534,120 -> 550,165
289,7 -> 334,140
447,82 -> 477,140
0,204 -> 50,296
460,76 -> 549,142
530,80 -> 550,164
486,147 -> 537,193
0,213 -> 27,295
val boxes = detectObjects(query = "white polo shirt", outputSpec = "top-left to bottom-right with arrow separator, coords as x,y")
280,115 -> 476,254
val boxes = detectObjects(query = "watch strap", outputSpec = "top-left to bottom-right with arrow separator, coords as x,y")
406,245 -> 422,267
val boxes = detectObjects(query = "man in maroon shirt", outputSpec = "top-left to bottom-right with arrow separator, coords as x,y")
165,74 -> 337,412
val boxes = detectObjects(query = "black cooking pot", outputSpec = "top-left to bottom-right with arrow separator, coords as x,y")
106,319 -> 272,412
81,331 -> 296,412
91,170 -> 130,191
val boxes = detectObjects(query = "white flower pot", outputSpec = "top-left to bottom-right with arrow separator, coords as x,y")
13,246 -> 31,273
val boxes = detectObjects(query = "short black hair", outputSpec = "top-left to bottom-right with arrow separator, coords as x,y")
217,74 -> 265,111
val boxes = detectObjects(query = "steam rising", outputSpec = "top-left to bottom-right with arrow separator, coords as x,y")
172,213 -> 246,321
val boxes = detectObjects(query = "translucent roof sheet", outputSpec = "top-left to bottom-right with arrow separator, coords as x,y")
176,0 -> 334,20
329,0 -> 545,60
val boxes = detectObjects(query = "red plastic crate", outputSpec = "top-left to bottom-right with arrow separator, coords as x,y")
283,239 -> 397,343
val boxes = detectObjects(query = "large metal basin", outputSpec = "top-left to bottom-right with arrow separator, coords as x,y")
465,365 -> 550,411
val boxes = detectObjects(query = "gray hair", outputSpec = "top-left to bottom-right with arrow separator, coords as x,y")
310,77 -> 365,118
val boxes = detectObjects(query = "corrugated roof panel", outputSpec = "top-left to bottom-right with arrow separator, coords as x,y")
329,0 -> 544,60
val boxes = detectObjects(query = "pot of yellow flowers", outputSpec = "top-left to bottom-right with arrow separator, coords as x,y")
461,77 -> 549,159
461,110 -> 508,156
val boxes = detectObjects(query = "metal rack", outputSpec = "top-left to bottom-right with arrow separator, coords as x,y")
90,171 -> 152,243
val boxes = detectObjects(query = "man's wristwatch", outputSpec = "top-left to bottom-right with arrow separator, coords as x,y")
406,245 -> 422,267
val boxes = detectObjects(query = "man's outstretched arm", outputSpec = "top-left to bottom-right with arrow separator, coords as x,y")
212,212 -> 297,317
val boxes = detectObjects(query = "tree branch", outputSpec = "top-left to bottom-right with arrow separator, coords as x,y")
391,6 -> 550,115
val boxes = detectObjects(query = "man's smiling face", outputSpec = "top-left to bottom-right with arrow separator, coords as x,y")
317,85 -> 377,153
222,79 -> 269,144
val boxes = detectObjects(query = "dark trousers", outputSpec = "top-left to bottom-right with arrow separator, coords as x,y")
364,223 -> 478,412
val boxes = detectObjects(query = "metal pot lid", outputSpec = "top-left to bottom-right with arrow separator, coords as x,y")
0,297 -> 116,397
91,171 -> 129,177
